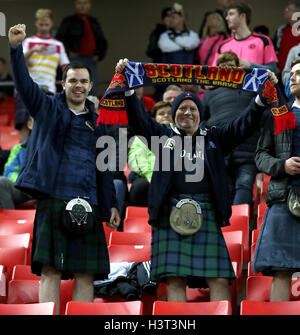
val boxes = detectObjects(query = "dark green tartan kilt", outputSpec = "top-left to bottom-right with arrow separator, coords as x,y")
150,196 -> 235,288
31,198 -> 110,280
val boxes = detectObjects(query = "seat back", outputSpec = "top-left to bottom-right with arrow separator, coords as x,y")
65,300 -> 143,315
0,302 -> 56,315
125,206 -> 148,219
11,265 -> 40,280
0,247 -> 27,279
240,300 -> 300,315
231,204 -> 250,218
0,209 -> 36,222
0,233 -> 31,249
108,244 -> 151,263
0,222 -> 34,238
109,231 -> 152,246
152,300 -> 231,315
123,217 -> 151,233
7,279 -> 74,315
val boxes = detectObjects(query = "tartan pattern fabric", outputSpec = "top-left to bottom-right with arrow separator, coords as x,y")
150,200 -> 235,288
51,113 -> 98,206
31,198 -> 110,280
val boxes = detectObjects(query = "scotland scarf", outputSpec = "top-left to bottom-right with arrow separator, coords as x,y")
96,62 -> 296,135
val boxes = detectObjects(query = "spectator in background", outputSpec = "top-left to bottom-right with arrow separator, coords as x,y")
162,84 -> 183,104
0,57 -> 14,98
128,101 -> 173,207
23,9 -> 69,95
15,8 -> 69,138
158,2 -> 200,65
274,2 -> 300,75
146,7 -> 172,63
56,0 -> 107,95
0,116 -> 34,209
213,1 -> 278,72
146,7 -> 172,102
198,10 -> 229,66
202,52 -> 268,210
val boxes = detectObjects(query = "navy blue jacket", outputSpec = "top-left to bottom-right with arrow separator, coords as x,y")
9,44 -> 117,222
126,93 -> 266,227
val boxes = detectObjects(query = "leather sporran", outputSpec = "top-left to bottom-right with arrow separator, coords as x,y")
169,198 -> 203,236
287,186 -> 300,218
62,198 -> 95,235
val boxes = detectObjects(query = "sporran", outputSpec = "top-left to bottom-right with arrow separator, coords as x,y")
169,198 -> 203,236
62,197 -> 95,235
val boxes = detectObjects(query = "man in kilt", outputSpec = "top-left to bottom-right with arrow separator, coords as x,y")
115,58 -> 277,304
8,24 -> 120,314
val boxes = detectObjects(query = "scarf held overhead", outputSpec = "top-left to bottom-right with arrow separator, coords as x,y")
97,62 -> 295,135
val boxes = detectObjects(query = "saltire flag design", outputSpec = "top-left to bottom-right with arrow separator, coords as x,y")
97,62 -> 295,135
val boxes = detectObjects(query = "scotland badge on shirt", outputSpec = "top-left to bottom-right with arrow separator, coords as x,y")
125,62 -> 145,88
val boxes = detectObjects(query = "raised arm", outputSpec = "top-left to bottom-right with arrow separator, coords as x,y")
115,59 -> 169,143
215,71 -> 278,155
8,24 -> 52,119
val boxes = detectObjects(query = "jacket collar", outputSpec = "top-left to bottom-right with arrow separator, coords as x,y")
170,123 -> 207,136
57,90 -> 97,125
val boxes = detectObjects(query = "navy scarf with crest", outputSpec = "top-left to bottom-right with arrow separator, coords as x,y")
97,62 -> 295,135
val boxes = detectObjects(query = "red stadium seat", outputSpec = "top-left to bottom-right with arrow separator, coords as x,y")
0,97 -> 15,126
251,229 -> 260,245
240,300 -> 300,315
0,233 -> 31,249
0,265 -> 6,303
257,203 -> 267,230
223,230 -> 243,247
108,231 -> 152,246
0,125 -> 20,150
152,300 -> 231,315
7,279 -> 74,315
0,209 -> 36,222
0,221 -> 34,239
260,174 -> 271,204
123,217 -> 151,233
246,276 -> 300,302
231,204 -> 250,218
247,261 -> 263,277
108,244 -> 151,263
65,300 -> 143,315
125,206 -> 148,219
0,247 -> 27,280
223,215 -> 249,261
102,223 -> 115,244
0,302 -> 56,315
11,265 -> 40,280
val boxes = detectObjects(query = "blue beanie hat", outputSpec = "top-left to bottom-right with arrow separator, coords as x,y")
171,91 -> 203,122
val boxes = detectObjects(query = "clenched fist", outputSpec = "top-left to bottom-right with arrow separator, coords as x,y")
8,24 -> 26,48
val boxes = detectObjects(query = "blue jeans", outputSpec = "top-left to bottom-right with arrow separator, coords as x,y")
231,163 -> 258,208
113,179 -> 127,215
70,55 -> 98,95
